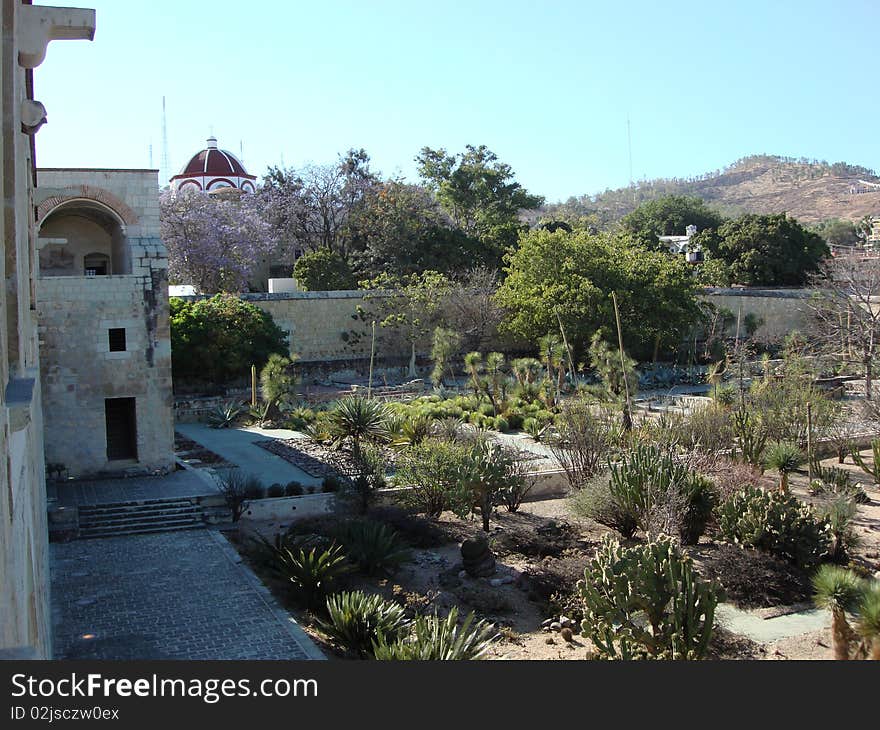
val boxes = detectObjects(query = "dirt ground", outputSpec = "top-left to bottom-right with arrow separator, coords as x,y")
233,450 -> 880,661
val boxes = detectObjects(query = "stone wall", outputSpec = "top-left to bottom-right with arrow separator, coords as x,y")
1,1 -> 96,660
173,288 -> 814,365
702,288 -> 812,343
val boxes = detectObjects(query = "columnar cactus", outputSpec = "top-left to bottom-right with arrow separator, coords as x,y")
577,534 -> 723,660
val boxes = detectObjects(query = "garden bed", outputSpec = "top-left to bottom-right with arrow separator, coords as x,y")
174,431 -> 235,469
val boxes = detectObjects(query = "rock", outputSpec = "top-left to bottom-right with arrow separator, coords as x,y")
458,570 -> 468,580
541,618 -> 553,628
438,567 -> 462,590
461,536 -> 496,578
560,627 -> 574,642
545,637 -> 556,645
550,622 -> 561,632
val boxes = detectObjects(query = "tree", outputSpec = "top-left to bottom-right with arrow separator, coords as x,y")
694,213 -> 829,286
352,180 -> 487,278
261,148 -> 378,261
440,267 -> 505,353
620,195 -> 725,249
809,252 -> 880,398
431,327 -> 462,387
293,247 -> 357,291
416,144 -> 543,260
160,189 -> 278,294
496,228 -> 702,361
359,271 -> 450,377
811,218 -> 862,250
169,295 -> 289,385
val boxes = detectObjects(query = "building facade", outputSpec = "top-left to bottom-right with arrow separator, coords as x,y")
1,0 -> 95,659
35,169 -> 175,477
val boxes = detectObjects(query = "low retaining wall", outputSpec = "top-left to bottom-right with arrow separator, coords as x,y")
240,492 -> 336,523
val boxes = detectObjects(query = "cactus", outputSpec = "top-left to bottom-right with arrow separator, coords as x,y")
849,439 -> 880,484
577,534 -> 723,660
732,408 -> 767,467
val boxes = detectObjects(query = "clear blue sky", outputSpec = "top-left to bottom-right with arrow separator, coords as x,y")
33,0 -> 880,202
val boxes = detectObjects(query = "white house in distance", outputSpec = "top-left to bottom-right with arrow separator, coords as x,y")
659,224 -> 704,263
169,136 -> 257,194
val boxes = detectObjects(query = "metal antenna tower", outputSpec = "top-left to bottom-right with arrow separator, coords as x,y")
161,96 -> 170,187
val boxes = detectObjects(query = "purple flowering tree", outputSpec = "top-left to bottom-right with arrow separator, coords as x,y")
160,188 -> 278,293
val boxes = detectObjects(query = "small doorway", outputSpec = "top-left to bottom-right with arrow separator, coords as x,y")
105,397 -> 137,461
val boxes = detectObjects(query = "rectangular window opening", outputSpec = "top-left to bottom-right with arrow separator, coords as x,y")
108,328 -> 126,352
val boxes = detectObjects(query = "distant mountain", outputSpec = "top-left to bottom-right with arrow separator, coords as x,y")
538,155 -> 880,227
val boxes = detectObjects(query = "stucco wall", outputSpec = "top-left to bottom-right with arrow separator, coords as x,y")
702,288 -> 812,343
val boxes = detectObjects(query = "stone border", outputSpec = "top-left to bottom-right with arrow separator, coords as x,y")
206,529 -> 326,660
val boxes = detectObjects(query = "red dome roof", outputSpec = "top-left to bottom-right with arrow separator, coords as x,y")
176,136 -> 251,177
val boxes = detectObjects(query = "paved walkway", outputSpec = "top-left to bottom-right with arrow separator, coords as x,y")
49,469 -> 217,508
51,529 -> 323,660
716,603 -> 830,643
175,423 -> 321,487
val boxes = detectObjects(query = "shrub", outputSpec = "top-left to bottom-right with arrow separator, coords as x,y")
344,443 -> 388,514
328,396 -> 391,457
293,247 -> 357,291
394,439 -> 473,517
217,470 -> 263,522
321,475 -> 342,493
260,353 -> 299,406
569,472 -> 638,539
335,521 -> 410,576
808,466 -> 869,504
271,544 -> 351,609
577,534 -> 723,660
372,608 -> 497,660
493,416 -> 510,433
549,400 -> 615,490
285,481 -> 305,496
718,487 -> 830,568
266,483 -> 285,498
319,591 -> 410,658
170,294 -> 288,384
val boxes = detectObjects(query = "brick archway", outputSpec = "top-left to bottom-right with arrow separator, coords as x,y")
36,185 -> 139,227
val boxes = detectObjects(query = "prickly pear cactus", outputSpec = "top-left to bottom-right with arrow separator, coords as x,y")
577,534 -> 723,660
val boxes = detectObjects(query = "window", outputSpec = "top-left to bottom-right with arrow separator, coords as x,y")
108,328 -> 126,352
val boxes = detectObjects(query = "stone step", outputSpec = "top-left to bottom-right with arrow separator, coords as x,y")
78,522 -> 205,539
78,497 -> 197,513
79,504 -> 201,520
79,511 -> 202,529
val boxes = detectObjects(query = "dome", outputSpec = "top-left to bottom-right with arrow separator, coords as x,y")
169,136 -> 257,194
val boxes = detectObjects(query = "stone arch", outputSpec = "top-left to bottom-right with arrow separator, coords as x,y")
36,185 -> 139,227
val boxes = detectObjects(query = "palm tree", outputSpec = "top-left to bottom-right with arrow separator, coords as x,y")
812,565 -> 865,660
764,442 -> 804,493
856,582 -> 880,660
328,395 -> 391,461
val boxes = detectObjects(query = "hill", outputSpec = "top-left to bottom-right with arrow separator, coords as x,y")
540,155 -> 880,227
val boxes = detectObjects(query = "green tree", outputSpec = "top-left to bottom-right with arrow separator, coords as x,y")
811,218 -> 862,249
169,295 -> 288,385
293,247 -> 357,291
693,213 -> 829,286
620,195 -> 726,249
496,229 -> 702,361
416,144 -> 543,261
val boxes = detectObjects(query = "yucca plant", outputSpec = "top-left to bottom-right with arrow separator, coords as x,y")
207,400 -> 247,429
856,583 -> 880,661
821,496 -> 860,563
319,591 -> 410,658
336,521 -> 409,576
272,544 -> 351,610
463,352 -> 484,398
372,608 -> 498,660
764,442 -> 804,493
328,396 -> 391,460
390,414 -> 433,448
812,564 -> 865,660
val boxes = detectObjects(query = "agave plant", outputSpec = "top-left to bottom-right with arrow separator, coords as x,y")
328,396 -> 391,460
812,564 -> 865,660
272,543 -> 351,609
764,442 -> 803,493
319,591 -> 410,658
207,400 -> 247,429
335,520 -> 410,576
372,608 -> 498,660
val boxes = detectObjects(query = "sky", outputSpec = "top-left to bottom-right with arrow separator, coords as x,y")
32,0 -> 880,202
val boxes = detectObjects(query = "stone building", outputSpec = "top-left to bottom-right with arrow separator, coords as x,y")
1,1 -> 95,659
35,169 -> 175,477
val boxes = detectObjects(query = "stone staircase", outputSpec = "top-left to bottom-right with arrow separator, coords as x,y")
77,497 -> 205,538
